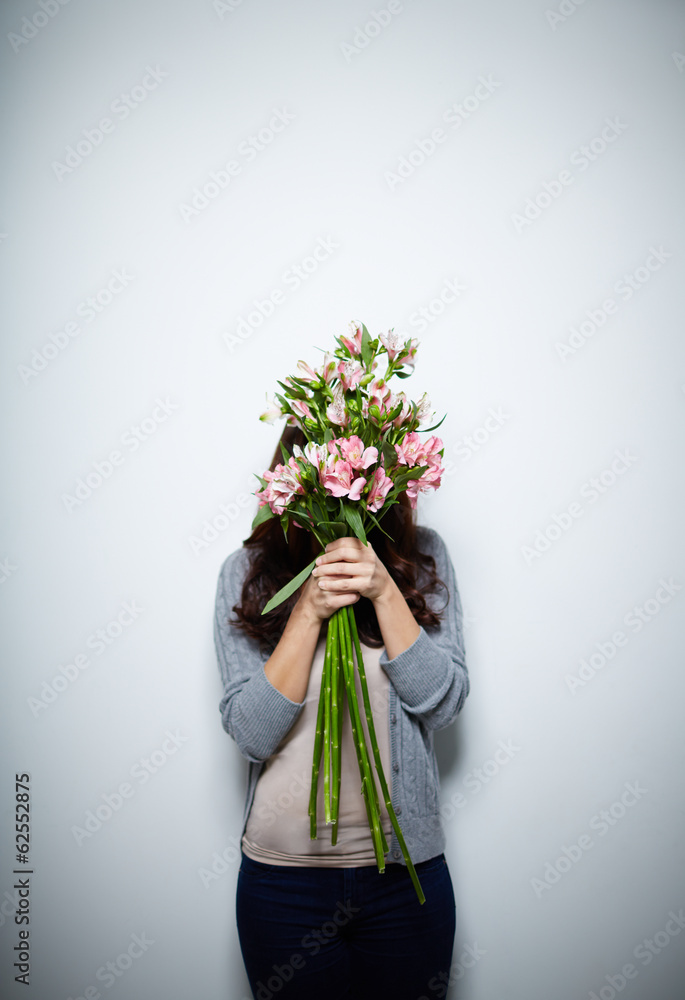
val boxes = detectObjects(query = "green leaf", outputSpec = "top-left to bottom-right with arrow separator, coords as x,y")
251,504 -> 275,530
319,520 -> 348,540
274,392 -> 290,412
363,507 -> 394,541
393,464 -> 427,490
279,441 -> 290,464
343,505 -> 367,544
288,375 -> 318,390
394,370 -> 412,379
276,378 -> 307,400
261,556 -> 319,615
360,324 -> 373,367
382,439 -> 397,469
421,412 -> 447,433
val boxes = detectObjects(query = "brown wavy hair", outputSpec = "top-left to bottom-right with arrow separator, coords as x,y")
230,424 -> 448,652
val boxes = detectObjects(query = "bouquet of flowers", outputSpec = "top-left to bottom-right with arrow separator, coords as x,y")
251,322 -> 445,904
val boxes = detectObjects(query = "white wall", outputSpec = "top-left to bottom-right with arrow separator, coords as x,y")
2,1 -> 684,998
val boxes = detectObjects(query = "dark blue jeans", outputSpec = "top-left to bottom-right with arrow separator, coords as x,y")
236,851 -> 456,999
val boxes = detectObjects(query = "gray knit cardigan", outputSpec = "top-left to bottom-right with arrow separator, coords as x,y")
213,525 -> 469,866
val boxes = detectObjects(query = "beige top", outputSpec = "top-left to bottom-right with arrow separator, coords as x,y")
242,634 -> 393,866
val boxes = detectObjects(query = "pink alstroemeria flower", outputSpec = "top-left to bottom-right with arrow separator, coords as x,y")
296,360 -> 319,383
368,377 -> 391,406
256,458 -> 305,514
337,435 -> 378,470
421,435 -> 444,468
394,431 -> 424,467
415,392 -> 435,426
304,441 -> 328,468
405,462 -> 443,509
290,399 -> 313,420
340,323 -> 363,356
337,359 -> 365,392
317,352 -> 337,385
326,383 -> 348,427
366,466 -> 393,512
391,391 -> 412,429
378,329 -> 404,361
321,456 -> 366,500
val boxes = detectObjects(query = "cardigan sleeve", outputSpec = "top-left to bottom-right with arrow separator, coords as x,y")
214,548 -> 306,763
378,526 -> 469,731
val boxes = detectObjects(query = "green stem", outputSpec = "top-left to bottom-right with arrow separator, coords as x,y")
323,612 -> 335,825
309,628 -> 330,840
330,618 -> 342,844
338,609 -> 386,872
346,605 -> 425,905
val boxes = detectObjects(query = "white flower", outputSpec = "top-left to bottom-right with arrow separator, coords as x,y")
259,396 -> 283,423
416,392 -> 435,425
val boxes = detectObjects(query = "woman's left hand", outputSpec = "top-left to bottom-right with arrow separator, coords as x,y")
311,536 -> 392,604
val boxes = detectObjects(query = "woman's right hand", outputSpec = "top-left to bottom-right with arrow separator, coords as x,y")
263,565 -> 360,703
294,566 -> 360,626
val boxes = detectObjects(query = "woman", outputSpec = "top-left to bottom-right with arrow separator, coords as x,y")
214,425 -> 469,999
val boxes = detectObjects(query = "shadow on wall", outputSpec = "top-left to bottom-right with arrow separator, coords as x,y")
434,721 -> 468,784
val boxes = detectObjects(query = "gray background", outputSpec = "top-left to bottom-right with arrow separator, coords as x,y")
1,0 -> 684,998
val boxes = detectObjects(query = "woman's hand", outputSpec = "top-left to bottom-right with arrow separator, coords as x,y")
294,537 -> 388,626
312,537 -> 392,603
294,536 -> 420,660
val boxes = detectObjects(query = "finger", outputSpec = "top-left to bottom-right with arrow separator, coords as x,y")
313,562 -> 371,583
320,538 -> 365,561
316,547 -> 371,570
316,574 -> 367,592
